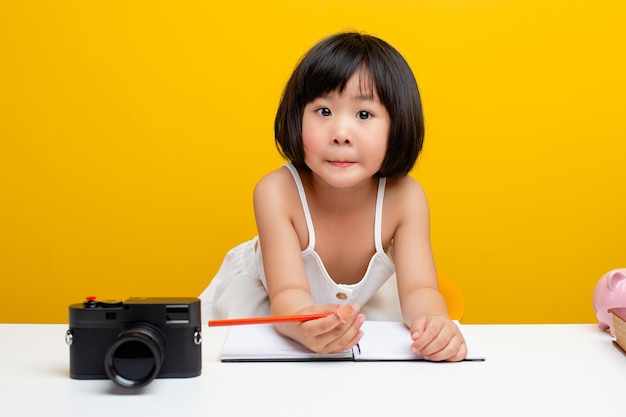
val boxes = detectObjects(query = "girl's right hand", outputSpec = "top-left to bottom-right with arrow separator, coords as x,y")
280,304 -> 365,354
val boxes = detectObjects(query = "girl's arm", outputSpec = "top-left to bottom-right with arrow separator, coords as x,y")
391,177 -> 467,361
253,168 -> 364,353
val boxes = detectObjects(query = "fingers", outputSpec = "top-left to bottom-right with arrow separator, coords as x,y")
410,314 -> 467,362
301,304 -> 365,354
409,313 -> 444,350
331,312 -> 365,353
307,304 -> 360,333
420,334 -> 467,362
334,304 -> 351,323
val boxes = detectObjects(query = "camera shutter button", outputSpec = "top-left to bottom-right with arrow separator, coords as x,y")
83,296 -> 98,308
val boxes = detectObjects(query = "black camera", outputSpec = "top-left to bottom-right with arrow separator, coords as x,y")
67,296 -> 202,388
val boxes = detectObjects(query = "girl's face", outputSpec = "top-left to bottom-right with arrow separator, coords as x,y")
301,72 -> 390,189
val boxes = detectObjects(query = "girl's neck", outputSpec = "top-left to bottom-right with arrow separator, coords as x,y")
304,171 -> 378,210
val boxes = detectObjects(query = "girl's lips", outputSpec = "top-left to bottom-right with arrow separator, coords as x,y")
329,161 -> 355,168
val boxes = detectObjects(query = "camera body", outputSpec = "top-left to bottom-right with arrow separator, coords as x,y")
67,297 -> 202,388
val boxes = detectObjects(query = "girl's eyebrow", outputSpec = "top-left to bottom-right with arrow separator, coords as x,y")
352,90 -> 379,103
353,92 -> 376,101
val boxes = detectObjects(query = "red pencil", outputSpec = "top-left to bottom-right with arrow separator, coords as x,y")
208,313 -> 332,327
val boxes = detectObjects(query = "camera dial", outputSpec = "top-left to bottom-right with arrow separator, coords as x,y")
82,296 -> 123,308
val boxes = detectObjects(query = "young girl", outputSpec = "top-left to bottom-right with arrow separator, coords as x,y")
201,32 -> 467,362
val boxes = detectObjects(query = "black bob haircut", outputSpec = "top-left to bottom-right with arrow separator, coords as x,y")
274,32 -> 425,178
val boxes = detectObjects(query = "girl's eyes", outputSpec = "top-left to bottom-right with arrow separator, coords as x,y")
315,108 -> 372,120
317,107 -> 332,117
357,110 -> 371,120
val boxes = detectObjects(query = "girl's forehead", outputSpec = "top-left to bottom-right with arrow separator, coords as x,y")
342,70 -> 378,100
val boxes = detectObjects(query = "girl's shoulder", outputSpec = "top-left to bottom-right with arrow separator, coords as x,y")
253,166 -> 301,212
254,166 -> 296,197
385,175 -> 427,201
384,175 -> 429,217
253,166 -> 308,246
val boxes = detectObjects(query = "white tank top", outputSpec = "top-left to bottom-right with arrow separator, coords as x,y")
258,164 -> 396,306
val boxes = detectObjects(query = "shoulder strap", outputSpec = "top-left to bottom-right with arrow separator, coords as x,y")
283,164 -> 315,251
374,177 -> 386,253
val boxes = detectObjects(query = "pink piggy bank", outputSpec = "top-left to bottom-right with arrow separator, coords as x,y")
592,268 -> 626,336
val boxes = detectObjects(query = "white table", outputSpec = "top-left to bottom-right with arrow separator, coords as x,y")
0,324 -> 623,416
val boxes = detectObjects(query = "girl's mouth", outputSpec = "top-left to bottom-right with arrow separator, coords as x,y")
329,161 -> 355,168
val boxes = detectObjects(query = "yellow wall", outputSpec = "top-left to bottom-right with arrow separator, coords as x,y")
1,1 -> 625,324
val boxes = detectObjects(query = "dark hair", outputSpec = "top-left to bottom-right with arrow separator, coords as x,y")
274,32 -> 424,178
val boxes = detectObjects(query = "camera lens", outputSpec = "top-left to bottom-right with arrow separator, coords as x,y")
104,323 -> 166,388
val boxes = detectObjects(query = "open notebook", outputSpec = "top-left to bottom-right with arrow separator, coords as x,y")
219,320 -> 485,362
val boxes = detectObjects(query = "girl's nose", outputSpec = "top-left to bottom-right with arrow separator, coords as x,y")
333,137 -> 351,145
331,117 -> 351,144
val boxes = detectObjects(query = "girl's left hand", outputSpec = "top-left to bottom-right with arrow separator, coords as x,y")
409,313 -> 467,362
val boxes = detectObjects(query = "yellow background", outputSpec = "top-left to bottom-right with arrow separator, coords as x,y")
1,1 -> 624,324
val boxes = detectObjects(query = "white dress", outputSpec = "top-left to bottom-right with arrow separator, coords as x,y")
200,164 -> 402,321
